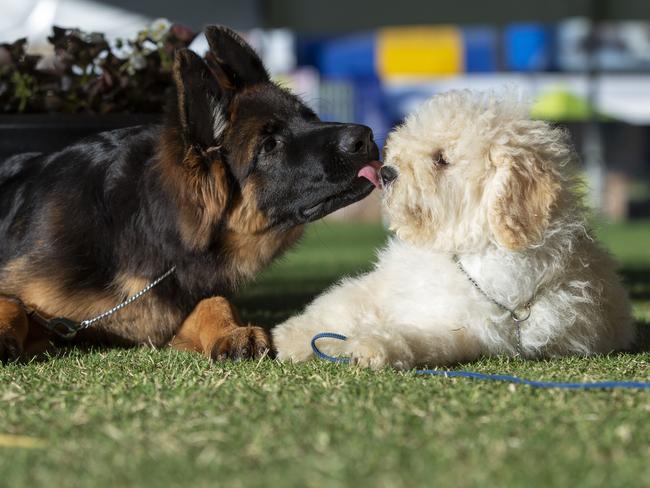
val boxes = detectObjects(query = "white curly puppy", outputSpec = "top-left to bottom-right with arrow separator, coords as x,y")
273,90 -> 634,369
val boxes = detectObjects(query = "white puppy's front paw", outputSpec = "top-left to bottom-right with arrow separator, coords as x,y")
272,318 -> 319,362
346,336 -> 389,370
345,335 -> 414,370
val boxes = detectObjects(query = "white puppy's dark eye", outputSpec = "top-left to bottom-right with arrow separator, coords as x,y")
433,151 -> 448,167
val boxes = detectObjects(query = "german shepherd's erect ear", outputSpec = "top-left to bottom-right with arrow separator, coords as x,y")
172,49 -> 225,149
172,27 -> 270,151
204,25 -> 270,89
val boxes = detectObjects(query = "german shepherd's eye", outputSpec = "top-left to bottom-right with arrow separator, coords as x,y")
433,151 -> 448,167
261,138 -> 282,154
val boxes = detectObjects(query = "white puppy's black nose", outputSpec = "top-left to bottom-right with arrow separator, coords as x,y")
379,166 -> 398,187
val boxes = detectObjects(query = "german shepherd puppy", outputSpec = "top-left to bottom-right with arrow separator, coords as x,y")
0,26 -> 380,362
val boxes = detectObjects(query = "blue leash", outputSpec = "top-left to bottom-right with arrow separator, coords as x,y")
311,332 -> 650,390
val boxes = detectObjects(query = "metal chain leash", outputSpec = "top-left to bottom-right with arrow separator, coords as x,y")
79,266 -> 177,329
34,266 -> 176,339
453,255 -> 534,352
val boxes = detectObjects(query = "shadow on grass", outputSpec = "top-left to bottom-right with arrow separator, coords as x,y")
633,320 -> 650,353
235,275 -> 347,327
620,267 -> 650,300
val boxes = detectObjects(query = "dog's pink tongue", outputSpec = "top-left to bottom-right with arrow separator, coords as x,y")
357,162 -> 381,188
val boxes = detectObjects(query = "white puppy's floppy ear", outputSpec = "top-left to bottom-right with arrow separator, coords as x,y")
487,147 -> 561,251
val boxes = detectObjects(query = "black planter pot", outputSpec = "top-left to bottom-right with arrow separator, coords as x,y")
0,114 -> 162,160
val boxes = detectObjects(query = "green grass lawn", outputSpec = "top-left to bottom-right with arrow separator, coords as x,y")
1,221 -> 649,487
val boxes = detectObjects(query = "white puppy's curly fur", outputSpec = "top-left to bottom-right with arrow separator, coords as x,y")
273,90 -> 634,369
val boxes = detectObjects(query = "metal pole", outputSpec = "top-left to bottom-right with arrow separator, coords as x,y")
583,0 -> 605,211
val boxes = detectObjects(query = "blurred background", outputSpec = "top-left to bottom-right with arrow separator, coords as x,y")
2,0 -> 650,223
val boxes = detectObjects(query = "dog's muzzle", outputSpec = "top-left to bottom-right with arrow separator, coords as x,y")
379,165 -> 398,187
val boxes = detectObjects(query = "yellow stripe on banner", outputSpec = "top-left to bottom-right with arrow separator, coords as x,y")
0,434 -> 46,449
378,26 -> 463,78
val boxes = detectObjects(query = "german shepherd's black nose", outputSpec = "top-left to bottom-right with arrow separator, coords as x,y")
337,125 -> 373,155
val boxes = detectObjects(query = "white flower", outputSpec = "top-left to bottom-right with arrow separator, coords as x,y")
149,18 -> 172,42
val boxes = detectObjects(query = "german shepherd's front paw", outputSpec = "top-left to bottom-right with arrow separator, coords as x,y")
211,326 -> 270,361
0,333 -> 22,363
0,298 -> 28,364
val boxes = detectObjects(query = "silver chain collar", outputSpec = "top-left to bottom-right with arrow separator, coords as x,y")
453,255 -> 535,352
31,266 -> 176,339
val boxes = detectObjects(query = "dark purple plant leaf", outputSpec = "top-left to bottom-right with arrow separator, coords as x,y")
3,22 -> 197,114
